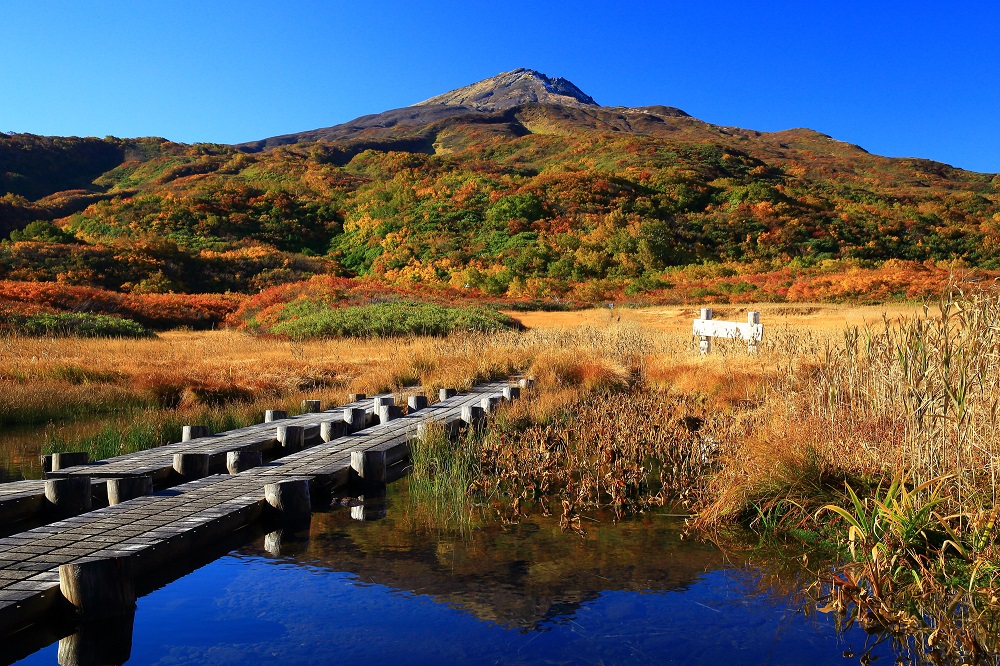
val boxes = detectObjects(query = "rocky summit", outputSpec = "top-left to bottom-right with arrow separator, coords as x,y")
413,68 -> 598,111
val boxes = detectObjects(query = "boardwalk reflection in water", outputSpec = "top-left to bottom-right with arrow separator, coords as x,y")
14,482 -> 898,665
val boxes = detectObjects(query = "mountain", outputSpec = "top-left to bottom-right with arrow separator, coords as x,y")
0,68 -> 997,309
240,68 -> 690,151
414,68 -> 598,110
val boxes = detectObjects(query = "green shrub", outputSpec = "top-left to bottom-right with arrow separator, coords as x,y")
3,312 -> 152,338
270,302 -> 520,339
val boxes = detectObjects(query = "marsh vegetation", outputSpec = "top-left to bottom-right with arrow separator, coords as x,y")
2,295 -> 1000,662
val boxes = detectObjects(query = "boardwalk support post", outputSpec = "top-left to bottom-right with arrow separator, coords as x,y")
462,405 -> 485,427
52,452 -> 89,472
264,410 -> 287,423
351,449 -> 387,485
439,388 -> 457,401
518,378 -> 534,390
264,479 -> 311,526
372,397 -> 394,424
226,450 -> 262,474
173,453 -> 210,481
107,476 -> 153,505
502,386 -> 521,401
181,425 -> 211,442
343,407 -> 366,433
301,400 -> 321,413
45,477 -> 92,517
276,425 -> 304,452
378,405 -> 401,424
348,393 -> 366,403
481,396 -> 502,414
407,395 -> 428,413
59,556 -> 136,619
320,420 -> 345,442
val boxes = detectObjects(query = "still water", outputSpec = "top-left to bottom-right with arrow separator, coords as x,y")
11,481 -> 900,666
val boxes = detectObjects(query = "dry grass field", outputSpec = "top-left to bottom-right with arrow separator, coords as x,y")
2,296 -> 999,659
506,302 -> 925,334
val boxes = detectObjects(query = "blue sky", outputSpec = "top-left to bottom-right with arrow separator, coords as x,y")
1,1 -> 997,172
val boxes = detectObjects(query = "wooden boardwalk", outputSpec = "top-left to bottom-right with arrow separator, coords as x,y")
0,393 -> 393,528
0,381 -> 514,641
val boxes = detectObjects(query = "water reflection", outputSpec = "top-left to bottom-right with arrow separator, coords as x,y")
13,481 -> 904,665
0,419 -> 115,483
242,496 -> 725,632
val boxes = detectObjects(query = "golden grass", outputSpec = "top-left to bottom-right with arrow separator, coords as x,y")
3,297 -> 993,526
5,298 -> 995,660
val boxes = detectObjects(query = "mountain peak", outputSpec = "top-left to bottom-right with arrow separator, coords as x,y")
413,68 -> 598,111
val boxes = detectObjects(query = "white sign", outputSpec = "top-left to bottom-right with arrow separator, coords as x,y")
692,318 -> 763,343
692,309 -> 762,354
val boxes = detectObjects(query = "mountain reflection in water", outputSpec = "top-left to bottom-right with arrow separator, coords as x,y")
238,505 -> 726,632
14,482 -> 901,665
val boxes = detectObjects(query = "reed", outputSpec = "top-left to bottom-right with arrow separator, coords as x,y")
406,422 -> 481,534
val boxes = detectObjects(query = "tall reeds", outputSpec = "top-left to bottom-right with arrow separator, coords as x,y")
407,422 -> 481,534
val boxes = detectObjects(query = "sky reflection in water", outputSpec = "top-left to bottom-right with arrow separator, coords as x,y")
15,485 -> 897,665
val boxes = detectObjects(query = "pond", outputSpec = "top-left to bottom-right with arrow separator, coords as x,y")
9,481 -> 903,665
0,418 -> 119,483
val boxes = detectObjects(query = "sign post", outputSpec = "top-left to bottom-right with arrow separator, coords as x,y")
692,309 -> 763,354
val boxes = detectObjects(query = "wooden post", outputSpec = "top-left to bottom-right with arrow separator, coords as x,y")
226,450 -> 262,474
172,453 -> 210,481
439,388 -> 457,401
264,409 -> 287,423
181,425 -> 211,442
748,311 -> 761,354
502,386 -> 521,401
407,395 -> 428,412
372,396 -> 393,423
276,425 -> 304,451
301,399 -> 321,413
351,449 -> 387,485
518,378 -> 534,389
40,454 -> 53,474
343,407 -> 366,433
264,479 -> 312,525
320,420 -> 345,442
45,477 -> 92,517
462,405 -> 485,426
348,392 -> 366,403
52,452 -> 89,471
699,307 -> 713,355
57,612 -> 134,666
107,476 -> 153,505
377,405 -> 401,424
59,556 -> 136,619
480,396 -> 501,414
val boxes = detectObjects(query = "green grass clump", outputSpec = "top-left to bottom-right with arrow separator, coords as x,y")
407,422 -> 481,534
42,404 -> 264,460
270,301 -> 519,339
4,313 -> 152,338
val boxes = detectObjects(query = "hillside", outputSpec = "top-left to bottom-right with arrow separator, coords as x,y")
1,68 -> 998,323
